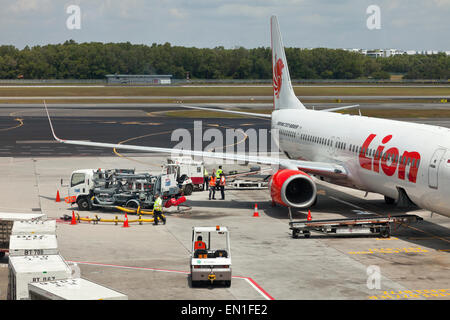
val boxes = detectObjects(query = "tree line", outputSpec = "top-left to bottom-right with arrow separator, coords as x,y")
0,40 -> 448,80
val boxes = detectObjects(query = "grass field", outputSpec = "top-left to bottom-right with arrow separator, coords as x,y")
0,86 -> 448,97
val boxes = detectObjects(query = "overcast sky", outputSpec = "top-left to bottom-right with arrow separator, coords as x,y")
0,0 -> 449,51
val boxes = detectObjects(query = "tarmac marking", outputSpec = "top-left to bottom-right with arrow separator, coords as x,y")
113,129 -> 179,165
348,247 -> 429,255
0,118 -> 23,132
68,260 -> 274,300
375,237 -> 399,240
368,289 -> 450,300
329,196 -> 365,210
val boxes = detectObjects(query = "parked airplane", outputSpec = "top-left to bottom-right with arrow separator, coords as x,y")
45,16 -> 450,218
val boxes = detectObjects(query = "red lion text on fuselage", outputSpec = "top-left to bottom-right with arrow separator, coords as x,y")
359,134 -> 421,183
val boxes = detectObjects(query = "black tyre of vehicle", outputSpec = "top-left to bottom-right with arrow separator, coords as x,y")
224,280 -> 231,288
77,197 -> 91,211
184,184 -> 193,196
380,227 -> 390,238
126,199 -> 139,209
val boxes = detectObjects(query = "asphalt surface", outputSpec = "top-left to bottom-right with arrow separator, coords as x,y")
0,155 -> 448,300
0,106 -> 270,157
1,103 -> 450,157
0,103 -> 449,301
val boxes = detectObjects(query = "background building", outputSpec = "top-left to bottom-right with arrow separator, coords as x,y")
106,74 -> 172,85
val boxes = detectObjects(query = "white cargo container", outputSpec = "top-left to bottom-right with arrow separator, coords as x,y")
0,212 -> 46,221
28,278 -> 128,300
9,234 -> 59,256
12,220 -> 56,236
8,255 -> 72,300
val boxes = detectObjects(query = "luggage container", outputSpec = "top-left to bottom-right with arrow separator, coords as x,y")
0,212 -> 46,221
0,220 -> 13,258
9,234 -> 59,257
28,278 -> 128,300
8,255 -> 72,300
12,220 -> 56,236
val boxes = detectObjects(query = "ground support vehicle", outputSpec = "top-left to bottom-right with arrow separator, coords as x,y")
190,226 -> 231,287
68,168 -> 182,211
167,157 -> 204,192
289,213 -> 423,238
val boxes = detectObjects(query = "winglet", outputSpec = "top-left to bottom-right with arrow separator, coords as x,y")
43,101 -> 64,142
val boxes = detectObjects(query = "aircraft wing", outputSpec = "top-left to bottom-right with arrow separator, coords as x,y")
320,104 -> 360,112
182,105 -> 271,119
44,102 -> 347,180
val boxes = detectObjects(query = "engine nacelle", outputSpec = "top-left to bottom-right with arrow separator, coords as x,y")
270,169 -> 317,208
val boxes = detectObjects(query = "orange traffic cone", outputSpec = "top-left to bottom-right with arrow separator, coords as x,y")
123,213 -> 129,228
70,211 -> 77,225
253,203 -> 259,217
307,210 -> 312,221
55,190 -> 61,202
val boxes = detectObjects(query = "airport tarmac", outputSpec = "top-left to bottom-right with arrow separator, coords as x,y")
2,103 -> 450,157
0,102 -> 449,300
0,155 -> 449,300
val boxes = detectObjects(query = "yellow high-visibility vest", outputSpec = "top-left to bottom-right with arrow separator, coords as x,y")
216,169 -> 223,178
153,197 -> 163,211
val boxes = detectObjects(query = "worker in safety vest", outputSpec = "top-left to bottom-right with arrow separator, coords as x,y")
194,235 -> 206,250
216,166 -> 223,179
219,173 -> 226,200
203,168 -> 209,191
153,194 -> 166,225
209,174 -> 216,200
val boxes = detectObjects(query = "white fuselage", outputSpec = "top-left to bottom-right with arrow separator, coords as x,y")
272,109 -> 450,218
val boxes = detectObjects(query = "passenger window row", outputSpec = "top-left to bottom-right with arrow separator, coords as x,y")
349,144 -> 420,167
300,133 -> 332,146
280,129 -> 296,138
298,133 -> 420,167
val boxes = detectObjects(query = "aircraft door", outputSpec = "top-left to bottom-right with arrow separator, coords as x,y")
428,148 -> 446,189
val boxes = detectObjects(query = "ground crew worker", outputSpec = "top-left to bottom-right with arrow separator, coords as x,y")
203,168 -> 209,191
219,173 -> 226,200
194,235 -> 206,250
153,194 -> 166,225
216,166 -> 223,179
209,174 -> 216,200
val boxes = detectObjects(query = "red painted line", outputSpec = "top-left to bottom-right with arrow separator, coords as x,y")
68,260 -> 189,274
68,260 -> 274,300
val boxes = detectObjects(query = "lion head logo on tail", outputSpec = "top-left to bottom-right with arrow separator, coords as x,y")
273,55 -> 284,98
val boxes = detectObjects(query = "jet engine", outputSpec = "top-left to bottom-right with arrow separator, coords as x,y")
270,169 -> 317,208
